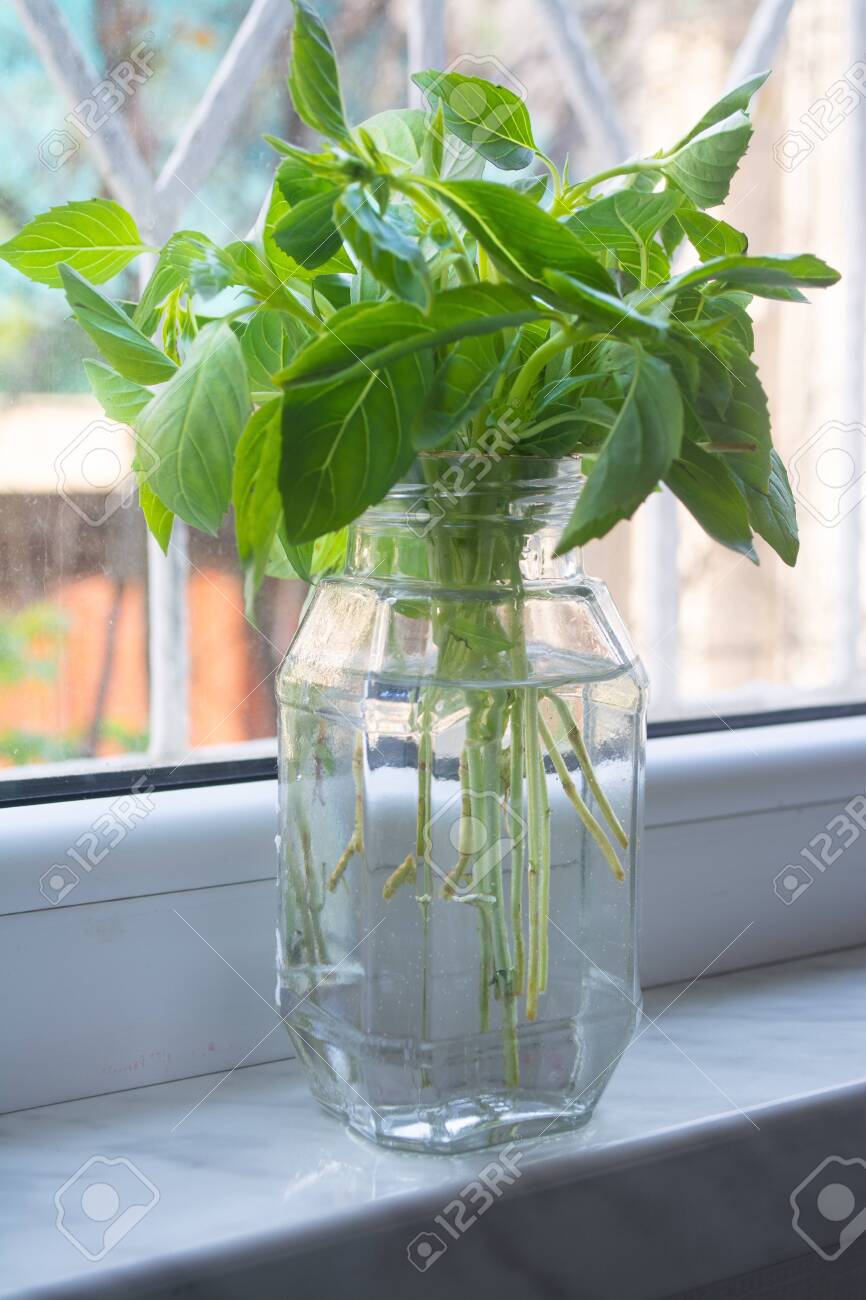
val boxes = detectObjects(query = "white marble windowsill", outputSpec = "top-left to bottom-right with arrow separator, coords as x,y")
3,946 -> 866,1300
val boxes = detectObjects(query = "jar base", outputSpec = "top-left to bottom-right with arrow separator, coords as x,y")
315,1088 -> 597,1153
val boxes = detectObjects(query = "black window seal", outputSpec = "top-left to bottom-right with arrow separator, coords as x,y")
1,702 -> 865,808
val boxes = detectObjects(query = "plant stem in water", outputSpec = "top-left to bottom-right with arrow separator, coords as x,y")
543,691 -> 629,850
537,711 -> 625,882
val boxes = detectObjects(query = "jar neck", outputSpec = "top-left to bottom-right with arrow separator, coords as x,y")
345,455 -> 584,586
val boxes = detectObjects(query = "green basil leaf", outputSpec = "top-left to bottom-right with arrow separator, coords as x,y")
275,153 -> 337,208
565,190 -> 680,286
138,481 -> 174,554
732,448 -> 799,565
272,187 -> 345,270
671,71 -> 769,150
233,398 -> 283,609
280,539 -> 316,583
240,310 -> 311,393
280,350 -> 433,543
511,175 -> 548,203
422,177 -> 616,293
0,199 -> 149,287
83,360 -> 152,424
660,111 -> 753,209
675,208 -> 747,259
673,287 -> 755,352
357,108 -> 427,167
663,252 -> 840,300
518,395 -> 616,457
59,264 -> 177,385
665,439 -> 757,561
556,344 -> 683,550
136,322 -> 250,534
288,0 -> 351,144
412,70 -> 536,171
701,342 -> 771,489
132,230 -> 210,335
415,333 -> 519,449
276,284 -> 544,388
335,184 -> 432,309
543,270 -> 669,341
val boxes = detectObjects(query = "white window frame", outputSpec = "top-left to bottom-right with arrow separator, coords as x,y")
3,718 -> 866,1113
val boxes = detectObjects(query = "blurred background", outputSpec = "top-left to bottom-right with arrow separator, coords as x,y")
0,0 -> 862,778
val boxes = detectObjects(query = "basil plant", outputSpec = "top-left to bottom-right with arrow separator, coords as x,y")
1,1 -> 838,592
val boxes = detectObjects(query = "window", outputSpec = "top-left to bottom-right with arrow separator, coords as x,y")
1,0 -> 862,791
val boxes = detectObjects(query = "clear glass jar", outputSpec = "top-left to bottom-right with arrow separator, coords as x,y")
276,455 -> 646,1153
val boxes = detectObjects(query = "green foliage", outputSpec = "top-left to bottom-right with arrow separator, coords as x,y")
288,0 -> 351,144
0,199 -> 150,287
1,10 -> 840,586
135,323 -> 250,534
412,71 -> 538,171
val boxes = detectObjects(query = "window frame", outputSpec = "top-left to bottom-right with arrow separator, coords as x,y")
4,710 -> 866,1113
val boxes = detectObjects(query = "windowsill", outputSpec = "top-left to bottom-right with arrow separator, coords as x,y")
3,945 -> 865,1300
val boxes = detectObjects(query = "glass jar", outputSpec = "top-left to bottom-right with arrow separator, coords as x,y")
276,455 -> 646,1153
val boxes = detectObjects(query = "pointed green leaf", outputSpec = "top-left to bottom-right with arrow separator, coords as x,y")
280,349 -> 433,543
132,230 -> 210,335
565,190 -> 680,286
412,70 -> 537,171
732,449 -> 799,565
420,177 -> 616,293
0,199 -> 149,287
663,252 -> 840,300
518,388 -> 616,457
276,284 -> 544,388
139,481 -> 174,554
703,342 -> 771,489
674,208 -> 747,259
415,333 -> 518,449
556,345 -> 683,550
59,264 -> 177,385
265,184 -> 352,280
543,270 -> 669,341
335,184 -> 432,309
135,322 -> 250,534
672,71 -> 769,150
358,108 -> 427,166
660,111 -> 753,209
272,187 -> 345,270
288,1 -> 351,144
239,310 -> 311,393
666,439 -> 757,561
233,398 -> 283,608
84,360 -> 152,425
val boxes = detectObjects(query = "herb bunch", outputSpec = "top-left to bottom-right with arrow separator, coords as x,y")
1,0 -> 839,608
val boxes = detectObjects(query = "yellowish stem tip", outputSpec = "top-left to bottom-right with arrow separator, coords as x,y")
327,836 -> 358,892
383,853 -> 416,900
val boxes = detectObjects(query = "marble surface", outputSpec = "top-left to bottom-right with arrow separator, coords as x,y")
3,945 -> 866,1299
